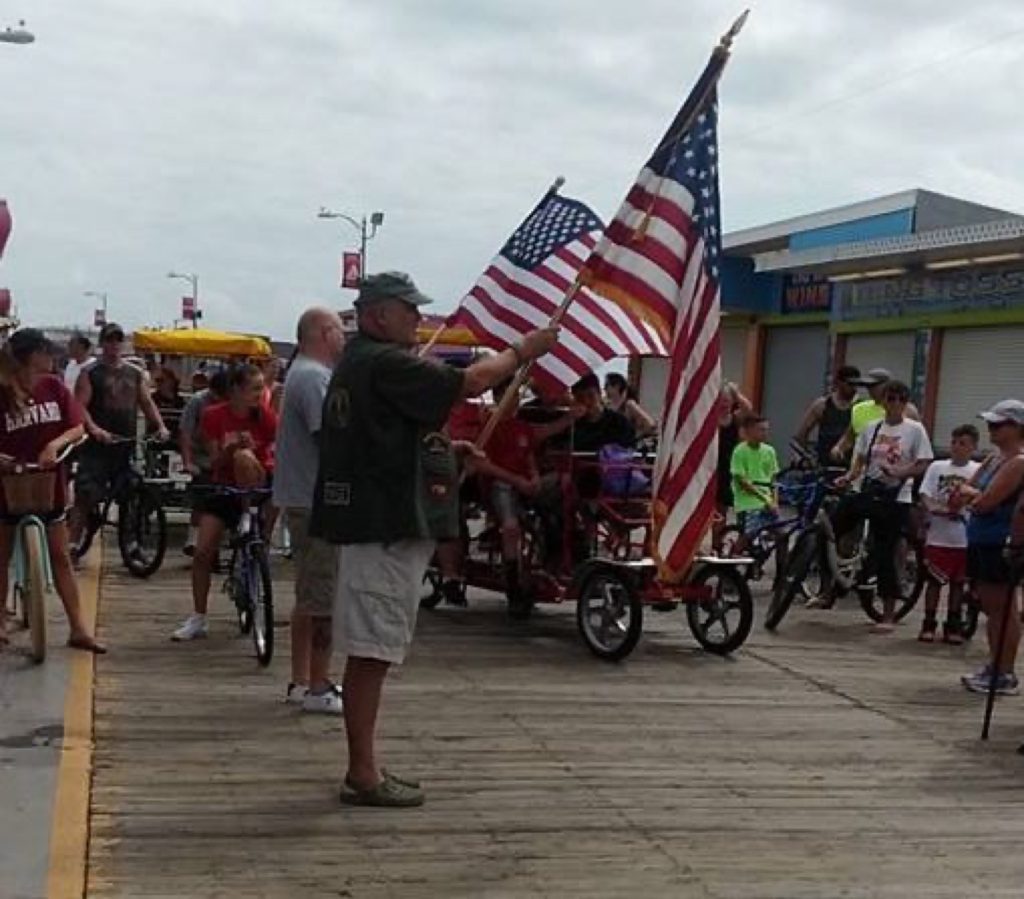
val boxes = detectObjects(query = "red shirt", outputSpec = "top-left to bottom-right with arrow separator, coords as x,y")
0,375 -> 83,512
446,400 -> 485,442
200,402 -> 278,484
483,417 -> 536,480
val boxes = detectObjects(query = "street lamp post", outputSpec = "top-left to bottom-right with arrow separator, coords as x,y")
317,206 -> 384,281
0,20 -> 35,44
167,271 -> 199,329
83,290 -> 108,327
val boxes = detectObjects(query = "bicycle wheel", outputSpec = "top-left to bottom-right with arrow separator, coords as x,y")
23,525 -> 48,664
765,530 -> 816,631
247,544 -> 274,667
117,484 -> 167,578
859,539 -> 925,624
961,589 -> 981,641
686,563 -> 753,655
70,509 -> 101,564
576,566 -> 643,661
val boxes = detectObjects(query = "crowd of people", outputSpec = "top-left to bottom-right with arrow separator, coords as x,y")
719,364 -> 1024,700
1,273 -> 1023,801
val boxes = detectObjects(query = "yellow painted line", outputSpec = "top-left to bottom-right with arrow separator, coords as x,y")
47,543 -> 101,899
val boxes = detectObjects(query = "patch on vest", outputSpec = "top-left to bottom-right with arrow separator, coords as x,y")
323,481 -> 351,506
325,386 -> 351,429
421,431 -> 455,501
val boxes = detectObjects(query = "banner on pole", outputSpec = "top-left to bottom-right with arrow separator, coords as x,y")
181,296 -> 196,320
0,288 -> 11,318
341,252 -> 362,290
94,307 -> 106,327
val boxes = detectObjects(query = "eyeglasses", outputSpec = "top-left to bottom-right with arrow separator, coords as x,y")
883,394 -> 908,403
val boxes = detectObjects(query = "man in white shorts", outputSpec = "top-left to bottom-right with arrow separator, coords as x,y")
311,271 -> 557,808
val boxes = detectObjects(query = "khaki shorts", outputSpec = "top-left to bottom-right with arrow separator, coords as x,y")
335,540 -> 435,664
285,508 -> 339,616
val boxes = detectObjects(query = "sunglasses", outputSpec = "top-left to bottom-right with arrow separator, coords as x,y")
883,394 -> 908,403
986,419 -> 1017,429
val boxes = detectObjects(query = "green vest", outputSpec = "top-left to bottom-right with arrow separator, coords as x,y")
310,333 -> 463,545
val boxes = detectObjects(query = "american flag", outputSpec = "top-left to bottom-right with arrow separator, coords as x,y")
581,58 -> 726,581
449,190 -> 665,390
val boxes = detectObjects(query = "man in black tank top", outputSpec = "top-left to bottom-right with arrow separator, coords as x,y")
794,365 -> 860,467
70,323 -> 169,546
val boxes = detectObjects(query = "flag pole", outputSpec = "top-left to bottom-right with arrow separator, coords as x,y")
418,176 -> 567,358
474,10 -> 750,453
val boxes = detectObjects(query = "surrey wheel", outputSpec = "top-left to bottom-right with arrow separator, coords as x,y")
686,562 -> 753,655
576,566 -> 643,662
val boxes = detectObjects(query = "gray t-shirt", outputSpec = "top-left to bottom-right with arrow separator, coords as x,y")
180,389 -> 216,473
273,354 -> 331,510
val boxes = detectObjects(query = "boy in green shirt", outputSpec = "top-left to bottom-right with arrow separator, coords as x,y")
730,414 -> 780,552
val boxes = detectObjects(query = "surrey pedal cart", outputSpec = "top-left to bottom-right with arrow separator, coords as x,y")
419,334 -> 754,663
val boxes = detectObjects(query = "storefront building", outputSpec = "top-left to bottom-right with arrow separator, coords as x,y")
638,189 -> 1024,450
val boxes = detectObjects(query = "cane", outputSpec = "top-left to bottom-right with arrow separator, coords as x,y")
981,545 -> 1024,740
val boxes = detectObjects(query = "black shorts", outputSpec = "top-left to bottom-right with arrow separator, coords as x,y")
967,544 -> 1013,586
195,493 -> 244,530
75,443 -> 133,507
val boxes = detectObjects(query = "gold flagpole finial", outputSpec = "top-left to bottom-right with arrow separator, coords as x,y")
719,9 -> 750,52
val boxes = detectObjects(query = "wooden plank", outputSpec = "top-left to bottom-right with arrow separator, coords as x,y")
86,541 -> 1024,897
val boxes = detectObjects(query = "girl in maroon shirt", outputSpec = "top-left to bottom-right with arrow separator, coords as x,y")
0,329 -> 105,653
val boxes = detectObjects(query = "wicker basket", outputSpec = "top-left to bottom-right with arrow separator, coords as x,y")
2,470 -> 58,516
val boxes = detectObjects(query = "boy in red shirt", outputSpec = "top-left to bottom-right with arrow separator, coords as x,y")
172,363 -> 278,641
475,379 -> 541,617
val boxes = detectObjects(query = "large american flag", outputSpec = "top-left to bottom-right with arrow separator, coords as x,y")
449,190 -> 665,390
581,57 -> 726,581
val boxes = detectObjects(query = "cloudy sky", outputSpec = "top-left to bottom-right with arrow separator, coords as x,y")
2,0 -> 1023,339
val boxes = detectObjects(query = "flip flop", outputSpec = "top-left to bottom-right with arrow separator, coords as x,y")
339,776 -> 424,808
67,635 -> 108,654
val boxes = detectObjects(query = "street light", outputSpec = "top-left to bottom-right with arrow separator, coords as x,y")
83,290 -> 108,327
317,206 -> 385,277
167,271 -> 200,328
1,20 -> 35,44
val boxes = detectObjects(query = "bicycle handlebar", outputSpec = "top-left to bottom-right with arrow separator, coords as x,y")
0,436 -> 88,474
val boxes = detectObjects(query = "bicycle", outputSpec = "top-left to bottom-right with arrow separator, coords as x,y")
719,466 -> 825,585
766,473 -> 924,631
198,484 -> 274,667
70,436 -> 167,578
1,441 -> 81,663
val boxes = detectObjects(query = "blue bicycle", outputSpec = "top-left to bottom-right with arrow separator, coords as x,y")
197,484 -> 275,667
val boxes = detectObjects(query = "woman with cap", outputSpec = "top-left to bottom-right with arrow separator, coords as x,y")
952,399 -> 1024,696
0,329 -> 106,653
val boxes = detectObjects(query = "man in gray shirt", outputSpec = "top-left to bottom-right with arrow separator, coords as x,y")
273,307 -> 346,713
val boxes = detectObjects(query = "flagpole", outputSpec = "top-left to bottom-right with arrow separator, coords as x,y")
418,176 -> 567,358
474,11 -> 750,453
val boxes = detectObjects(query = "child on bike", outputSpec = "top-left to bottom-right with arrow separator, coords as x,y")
172,364 -> 277,642
918,424 -> 981,643
730,414 -> 780,555
474,379 -> 543,618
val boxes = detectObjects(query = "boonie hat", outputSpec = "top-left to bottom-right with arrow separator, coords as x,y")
852,367 -> 892,387
355,271 -> 434,308
99,322 -> 125,342
978,399 -> 1024,426
7,327 -> 55,359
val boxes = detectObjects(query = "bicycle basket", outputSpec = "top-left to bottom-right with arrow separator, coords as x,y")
2,470 -> 58,516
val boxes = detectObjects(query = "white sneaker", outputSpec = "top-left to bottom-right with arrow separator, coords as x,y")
284,682 -> 308,705
171,614 -> 208,642
302,684 -> 343,715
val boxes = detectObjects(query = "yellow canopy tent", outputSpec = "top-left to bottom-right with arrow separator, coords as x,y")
133,327 -> 272,358
414,323 -> 480,348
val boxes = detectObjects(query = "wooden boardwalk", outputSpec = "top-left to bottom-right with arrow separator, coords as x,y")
86,542 -> 1024,898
